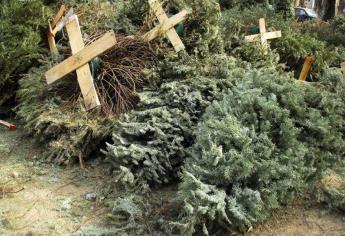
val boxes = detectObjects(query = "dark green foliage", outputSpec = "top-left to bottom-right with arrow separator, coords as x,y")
274,0 -> 294,17
12,1 -> 123,163
298,20 -> 341,48
14,0 -> 227,165
110,0 -> 150,34
177,68 -> 345,235
273,30 -> 335,71
0,0 -> 50,105
331,15 -> 345,36
105,53 -> 242,186
318,68 -> 345,99
219,0 -> 266,9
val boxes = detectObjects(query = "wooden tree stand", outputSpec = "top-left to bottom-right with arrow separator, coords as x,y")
46,6 -> 117,110
245,18 -> 282,55
143,0 -> 188,52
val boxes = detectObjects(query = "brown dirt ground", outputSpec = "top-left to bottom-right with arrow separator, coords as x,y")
0,128 -> 115,236
248,203 -> 345,236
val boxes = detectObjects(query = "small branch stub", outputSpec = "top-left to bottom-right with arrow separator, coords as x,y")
0,120 -> 16,131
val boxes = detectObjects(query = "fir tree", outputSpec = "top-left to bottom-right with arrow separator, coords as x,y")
177,68 -> 345,235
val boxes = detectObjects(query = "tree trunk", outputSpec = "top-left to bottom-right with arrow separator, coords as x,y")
315,0 -> 336,20
335,0 -> 340,15
294,0 -> 301,7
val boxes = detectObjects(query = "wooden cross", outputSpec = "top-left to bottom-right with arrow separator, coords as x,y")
45,12 -> 117,110
143,0 -> 188,52
245,18 -> 282,55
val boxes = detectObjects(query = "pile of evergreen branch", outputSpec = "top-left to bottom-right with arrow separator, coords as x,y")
104,53 -> 242,186
14,0 -> 123,164
177,68 -> 345,235
16,0 -> 225,164
8,0 -> 345,235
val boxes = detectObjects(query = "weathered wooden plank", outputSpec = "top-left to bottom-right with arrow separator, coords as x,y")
259,18 -> 269,54
264,31 -> 282,40
244,31 -> 281,42
45,30 -> 117,85
259,18 -> 266,34
51,5 -> 66,28
51,10 -> 75,37
299,56 -> 314,81
65,16 -> 100,110
143,10 -> 188,42
149,0 -> 185,52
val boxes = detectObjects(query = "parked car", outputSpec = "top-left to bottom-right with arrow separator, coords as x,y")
295,7 -> 318,21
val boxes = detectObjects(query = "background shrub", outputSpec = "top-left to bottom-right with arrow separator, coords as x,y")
0,0 -> 50,106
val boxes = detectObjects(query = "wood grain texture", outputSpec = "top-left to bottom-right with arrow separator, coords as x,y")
259,18 -> 269,54
264,31 -> 282,40
65,17 -> 100,110
299,56 -> 314,81
244,31 -> 281,42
